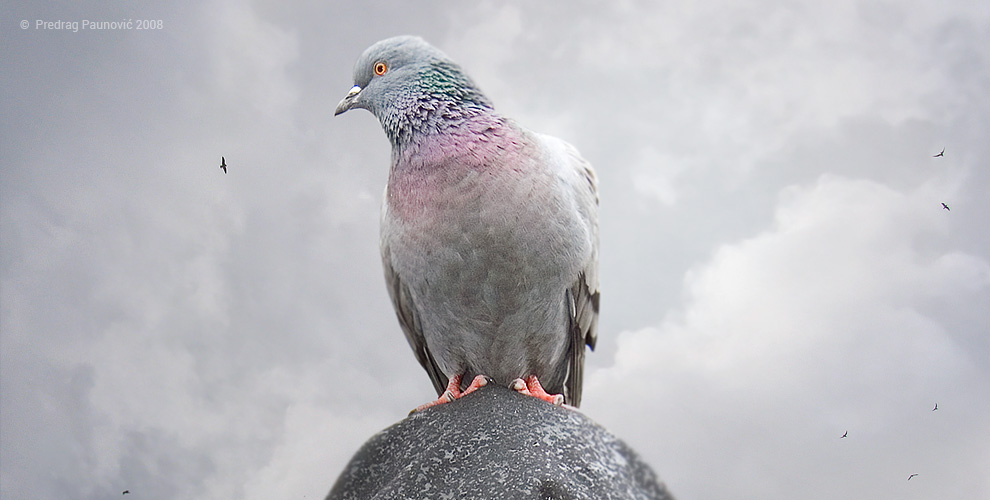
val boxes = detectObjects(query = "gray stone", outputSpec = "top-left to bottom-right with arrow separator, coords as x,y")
326,384 -> 675,500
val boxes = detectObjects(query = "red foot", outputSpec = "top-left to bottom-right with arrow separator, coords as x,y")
410,374 -> 489,414
511,375 -> 565,406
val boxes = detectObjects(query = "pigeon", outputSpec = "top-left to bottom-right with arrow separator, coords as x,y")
840,431 -> 847,438
908,473 -> 918,480
220,156 -> 227,173
334,36 -> 599,409
941,203 -> 950,211
932,402 -> 938,411
933,147 -> 944,157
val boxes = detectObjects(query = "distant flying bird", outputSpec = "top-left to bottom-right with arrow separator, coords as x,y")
932,402 -> 938,411
841,431 -> 848,438
941,203 -> 950,211
122,491 -> 130,495
933,147 -> 944,157
335,36 -> 599,410
908,474 -> 918,480
220,156 -> 227,174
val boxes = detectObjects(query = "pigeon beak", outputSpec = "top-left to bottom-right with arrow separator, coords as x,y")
334,85 -> 362,116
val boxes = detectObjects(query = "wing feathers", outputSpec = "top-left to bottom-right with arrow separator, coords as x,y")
383,250 -> 448,396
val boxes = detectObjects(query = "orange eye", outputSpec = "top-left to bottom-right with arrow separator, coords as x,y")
374,62 -> 387,76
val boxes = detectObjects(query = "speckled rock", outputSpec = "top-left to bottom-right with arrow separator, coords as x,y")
325,384 -> 674,500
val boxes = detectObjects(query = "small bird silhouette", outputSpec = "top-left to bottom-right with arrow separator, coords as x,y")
122,491 -> 130,495
932,402 -> 938,411
908,473 -> 918,480
941,203 -> 950,211
933,147 -> 944,157
840,431 -> 848,438
220,156 -> 227,174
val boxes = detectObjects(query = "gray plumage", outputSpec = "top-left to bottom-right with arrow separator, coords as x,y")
335,36 -> 599,407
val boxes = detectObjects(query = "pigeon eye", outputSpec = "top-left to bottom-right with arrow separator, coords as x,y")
374,62 -> 388,76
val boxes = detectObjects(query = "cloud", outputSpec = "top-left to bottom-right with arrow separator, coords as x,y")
3,1 -> 989,499
630,147 -> 689,206
585,174 -> 990,499
207,0 -> 301,115
242,403 -> 389,500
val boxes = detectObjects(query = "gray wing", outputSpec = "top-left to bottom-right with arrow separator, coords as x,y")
557,139 -> 600,408
382,245 -> 448,396
565,269 -> 599,407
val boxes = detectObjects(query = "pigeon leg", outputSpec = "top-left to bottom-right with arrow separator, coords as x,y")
409,374 -> 489,414
511,375 -> 565,406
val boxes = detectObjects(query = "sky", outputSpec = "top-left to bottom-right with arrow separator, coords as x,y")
2,1 -> 989,499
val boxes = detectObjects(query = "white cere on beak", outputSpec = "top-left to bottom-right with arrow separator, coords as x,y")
347,85 -> 361,96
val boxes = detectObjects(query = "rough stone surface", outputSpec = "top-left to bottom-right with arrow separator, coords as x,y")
325,385 -> 675,500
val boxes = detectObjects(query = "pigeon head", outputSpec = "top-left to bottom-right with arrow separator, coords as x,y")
334,36 -> 493,146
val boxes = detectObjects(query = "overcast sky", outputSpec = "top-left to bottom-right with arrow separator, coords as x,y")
2,1 -> 989,499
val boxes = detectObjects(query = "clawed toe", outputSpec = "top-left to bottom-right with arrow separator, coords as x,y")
409,374 -> 491,414
510,375 -> 564,406
409,390 -> 454,415
412,373 -> 565,414
460,374 -> 490,397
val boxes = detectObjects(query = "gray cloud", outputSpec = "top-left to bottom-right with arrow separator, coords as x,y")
2,1 -> 988,499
